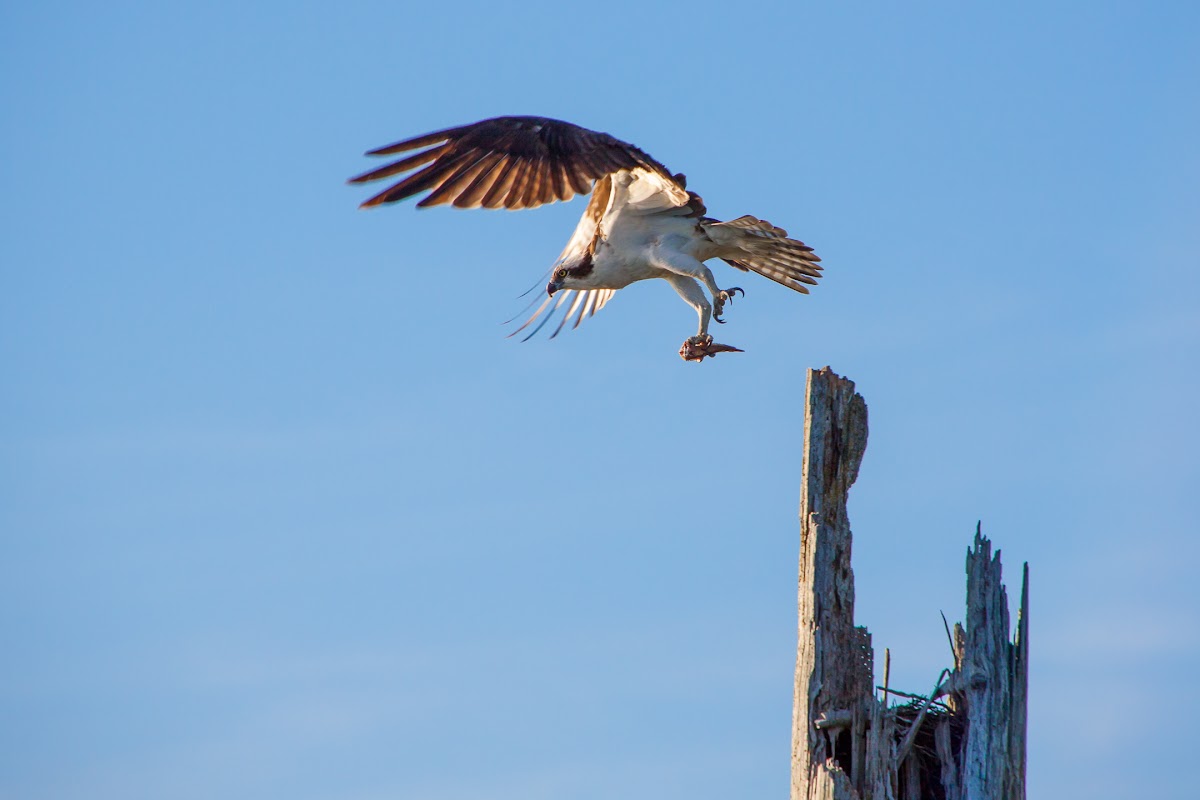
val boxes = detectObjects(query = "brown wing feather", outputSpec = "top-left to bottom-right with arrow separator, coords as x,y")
364,123 -> 476,156
348,146 -> 447,185
499,159 -> 532,210
349,115 -> 679,210
480,158 -> 521,209
358,148 -> 477,207
453,154 -> 509,209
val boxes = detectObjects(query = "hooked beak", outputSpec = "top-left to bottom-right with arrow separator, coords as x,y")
546,280 -> 562,297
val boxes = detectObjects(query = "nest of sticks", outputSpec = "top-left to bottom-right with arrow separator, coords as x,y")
889,697 -> 966,800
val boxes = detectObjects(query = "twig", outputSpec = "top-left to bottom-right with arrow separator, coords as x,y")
875,686 -> 952,710
940,611 -> 956,665
882,647 -> 891,706
875,686 -> 929,702
896,669 -> 951,766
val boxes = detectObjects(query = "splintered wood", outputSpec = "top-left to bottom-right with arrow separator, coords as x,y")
958,531 -> 1030,800
789,367 -> 1028,800
791,367 -> 872,799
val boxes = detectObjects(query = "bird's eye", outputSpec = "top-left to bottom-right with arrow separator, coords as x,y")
556,269 -> 568,279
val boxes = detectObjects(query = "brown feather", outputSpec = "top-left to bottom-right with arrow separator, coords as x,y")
417,153 -> 497,208
352,116 -> 683,210
451,153 -> 508,208
365,124 -> 474,156
536,170 -> 556,205
479,158 -> 520,209
566,165 -> 593,196
584,175 -> 611,224
546,155 -> 566,201
348,145 -> 446,185
501,159 -> 532,210
517,157 -> 545,208
358,149 -> 478,207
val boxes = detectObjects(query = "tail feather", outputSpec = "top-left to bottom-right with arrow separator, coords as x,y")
703,215 -> 823,295
720,214 -> 790,238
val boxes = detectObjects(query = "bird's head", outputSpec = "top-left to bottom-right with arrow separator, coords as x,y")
546,254 -> 595,297
546,267 -> 568,296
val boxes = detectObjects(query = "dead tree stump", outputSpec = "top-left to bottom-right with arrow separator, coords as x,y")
789,367 -> 1029,800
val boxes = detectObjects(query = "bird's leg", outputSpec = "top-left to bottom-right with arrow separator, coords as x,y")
651,249 -> 744,360
663,274 -> 743,362
662,274 -> 711,339
693,266 -> 744,324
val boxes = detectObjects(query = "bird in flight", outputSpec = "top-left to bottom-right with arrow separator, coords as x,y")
349,116 -> 822,361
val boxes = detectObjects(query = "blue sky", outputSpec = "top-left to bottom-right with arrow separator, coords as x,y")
2,2 -> 1197,798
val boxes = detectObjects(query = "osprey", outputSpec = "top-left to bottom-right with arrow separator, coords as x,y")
349,116 -> 822,361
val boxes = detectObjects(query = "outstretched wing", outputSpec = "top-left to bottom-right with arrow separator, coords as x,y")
349,116 -> 678,210
505,286 -> 620,342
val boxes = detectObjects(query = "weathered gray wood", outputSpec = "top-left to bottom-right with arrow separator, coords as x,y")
902,755 -> 920,800
935,715 -> 961,800
958,528 -> 1028,800
863,695 -> 896,800
789,368 -> 1028,800
1008,564 -> 1030,800
791,367 -> 870,800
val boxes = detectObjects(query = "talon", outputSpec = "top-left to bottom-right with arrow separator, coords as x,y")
730,287 -> 744,298
678,335 -> 743,362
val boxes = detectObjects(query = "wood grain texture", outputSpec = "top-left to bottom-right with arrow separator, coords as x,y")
788,368 -> 1028,800
791,367 -> 872,800
957,529 -> 1029,800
